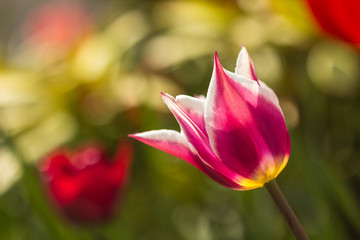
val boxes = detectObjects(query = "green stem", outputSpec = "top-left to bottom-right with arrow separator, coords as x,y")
264,180 -> 309,240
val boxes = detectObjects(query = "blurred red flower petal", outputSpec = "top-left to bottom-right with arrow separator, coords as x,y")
40,142 -> 133,224
305,0 -> 360,46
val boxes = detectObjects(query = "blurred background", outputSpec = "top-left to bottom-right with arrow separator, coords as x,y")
0,0 -> 360,239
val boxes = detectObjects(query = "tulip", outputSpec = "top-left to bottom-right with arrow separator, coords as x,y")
40,142 -> 132,224
130,48 -> 308,239
305,0 -> 360,46
130,47 -> 290,190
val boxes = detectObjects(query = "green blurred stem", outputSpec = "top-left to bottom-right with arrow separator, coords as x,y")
264,180 -> 309,240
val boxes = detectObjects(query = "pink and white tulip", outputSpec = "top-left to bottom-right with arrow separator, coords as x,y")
130,48 -> 290,190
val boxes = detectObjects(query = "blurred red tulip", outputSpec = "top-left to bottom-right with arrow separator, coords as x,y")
40,143 -> 132,224
305,0 -> 360,46
23,2 -> 92,50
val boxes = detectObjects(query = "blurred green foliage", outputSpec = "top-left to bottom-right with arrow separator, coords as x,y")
0,0 -> 360,239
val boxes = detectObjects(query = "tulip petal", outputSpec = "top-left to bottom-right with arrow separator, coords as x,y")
161,93 -> 260,189
175,95 -> 207,137
226,68 -> 290,161
161,93 -> 223,167
130,129 -> 247,189
129,130 -> 196,164
226,69 -> 281,111
205,52 -> 289,180
235,47 -> 258,82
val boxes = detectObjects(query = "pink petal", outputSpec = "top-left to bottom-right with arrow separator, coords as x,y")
228,67 -> 282,112
205,53 -> 290,179
160,93 -> 252,188
225,69 -> 290,162
175,95 -> 207,137
129,130 -> 195,164
235,47 -> 258,83
129,129 -> 244,189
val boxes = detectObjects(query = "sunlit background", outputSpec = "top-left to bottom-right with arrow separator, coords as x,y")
0,0 -> 360,239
